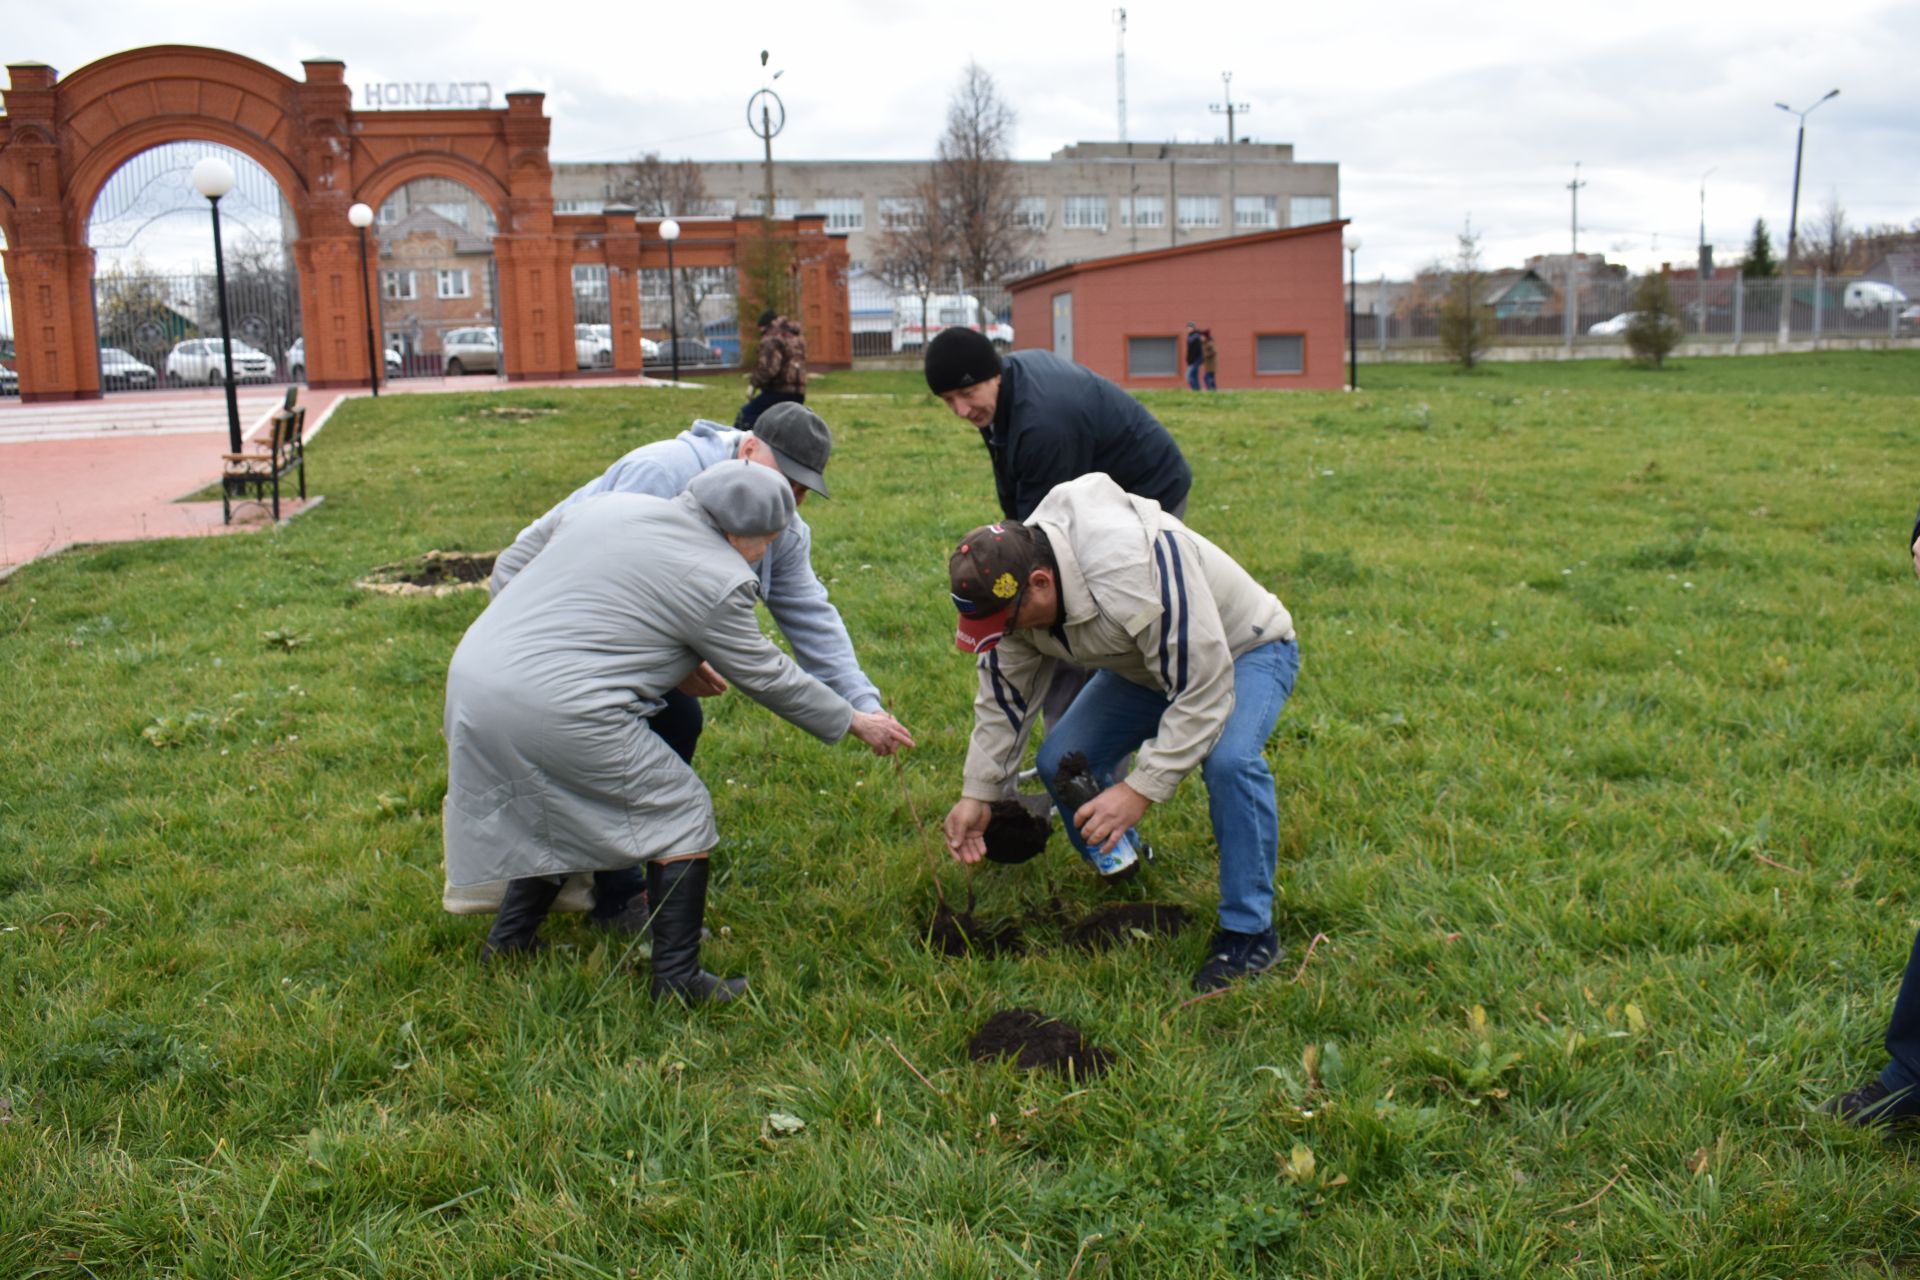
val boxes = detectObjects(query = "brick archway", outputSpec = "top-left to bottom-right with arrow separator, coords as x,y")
0,46 -> 576,400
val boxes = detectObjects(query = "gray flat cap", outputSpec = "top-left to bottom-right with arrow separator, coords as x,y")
752,402 -> 833,498
686,459 -> 795,537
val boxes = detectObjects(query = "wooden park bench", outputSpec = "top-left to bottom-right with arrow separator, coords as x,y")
222,386 -> 307,524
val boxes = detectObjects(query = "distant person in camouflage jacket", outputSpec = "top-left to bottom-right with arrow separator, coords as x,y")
736,310 -> 808,429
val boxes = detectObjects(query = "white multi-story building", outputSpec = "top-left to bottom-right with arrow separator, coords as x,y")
552,140 -> 1339,281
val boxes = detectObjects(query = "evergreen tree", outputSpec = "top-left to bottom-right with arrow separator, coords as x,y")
1437,221 -> 1494,370
1625,272 -> 1681,368
1742,218 -> 1778,278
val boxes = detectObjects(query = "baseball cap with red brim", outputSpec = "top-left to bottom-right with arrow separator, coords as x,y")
948,521 -> 1044,653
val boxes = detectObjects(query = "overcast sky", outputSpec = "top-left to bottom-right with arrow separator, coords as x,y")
13,0 -> 1918,280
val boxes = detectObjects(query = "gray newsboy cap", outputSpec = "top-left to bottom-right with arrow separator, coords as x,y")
686,459 -> 795,537
751,402 -> 833,498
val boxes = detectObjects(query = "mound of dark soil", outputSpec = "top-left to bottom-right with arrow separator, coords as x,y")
967,1008 -> 1112,1078
983,800 -> 1050,864
927,904 -> 1025,957
357,551 -> 497,595
1062,902 -> 1189,951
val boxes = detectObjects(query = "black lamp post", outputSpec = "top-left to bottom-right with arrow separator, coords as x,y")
191,157 -> 243,455
348,201 -> 380,395
1774,88 -> 1839,343
659,218 -> 682,383
1347,238 -> 1360,390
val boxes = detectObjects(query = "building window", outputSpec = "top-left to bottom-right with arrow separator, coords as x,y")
1127,335 -> 1180,378
1121,195 -> 1165,228
1256,333 -> 1305,375
1011,196 -> 1048,229
437,269 -> 472,299
382,270 -> 417,301
573,264 -> 608,299
818,197 -> 864,231
1063,195 -> 1108,230
1289,196 -> 1334,226
555,199 -> 605,215
1177,196 -> 1221,229
377,202 -> 402,226
1007,257 -> 1047,277
1235,195 -> 1278,228
426,201 -> 471,229
699,197 -> 737,218
743,196 -> 801,219
878,196 -> 926,230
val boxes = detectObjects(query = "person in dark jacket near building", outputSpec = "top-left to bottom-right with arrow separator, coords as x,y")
736,310 -> 808,429
1824,504 -> 1920,1126
1185,321 -> 1205,390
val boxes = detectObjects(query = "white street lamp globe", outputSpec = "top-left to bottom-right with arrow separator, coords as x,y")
1347,238 -> 1361,254
348,202 -> 375,228
191,157 -> 236,200
659,218 -> 681,242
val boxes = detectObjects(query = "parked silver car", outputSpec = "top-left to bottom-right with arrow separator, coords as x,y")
443,327 -> 501,375
167,338 -> 275,385
99,347 -> 158,390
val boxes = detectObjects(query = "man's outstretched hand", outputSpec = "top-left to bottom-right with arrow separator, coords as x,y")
849,710 -> 915,757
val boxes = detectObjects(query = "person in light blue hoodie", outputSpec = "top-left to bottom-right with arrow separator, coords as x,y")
481,402 -> 910,931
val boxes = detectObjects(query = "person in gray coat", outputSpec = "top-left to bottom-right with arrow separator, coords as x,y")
444,462 -> 914,1001
484,403 -> 909,930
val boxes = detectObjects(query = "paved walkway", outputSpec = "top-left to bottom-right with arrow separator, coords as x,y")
0,372 -> 683,577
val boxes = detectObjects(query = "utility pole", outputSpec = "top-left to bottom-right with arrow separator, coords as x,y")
1698,166 -> 1716,280
1114,9 -> 1128,143
1209,72 -> 1250,236
1564,161 -> 1586,352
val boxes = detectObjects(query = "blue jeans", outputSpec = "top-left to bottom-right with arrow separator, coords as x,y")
1186,360 -> 1203,390
1034,639 -> 1299,933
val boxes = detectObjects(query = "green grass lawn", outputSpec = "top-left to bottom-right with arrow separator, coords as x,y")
4,351 -> 1920,1276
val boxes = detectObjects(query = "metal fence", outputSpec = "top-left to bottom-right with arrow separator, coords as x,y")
849,277 -> 1015,358
640,266 -> 743,367
1365,273 -> 1915,352
89,266 -> 301,391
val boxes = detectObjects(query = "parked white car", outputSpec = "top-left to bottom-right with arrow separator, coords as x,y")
443,327 -> 501,375
1843,280 -> 1909,314
1587,313 -> 1635,336
574,323 -> 613,368
167,338 -> 275,385
284,337 -> 401,383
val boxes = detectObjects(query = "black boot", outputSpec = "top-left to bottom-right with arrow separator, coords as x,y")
589,867 -> 651,935
645,859 -> 746,1003
482,876 -> 563,960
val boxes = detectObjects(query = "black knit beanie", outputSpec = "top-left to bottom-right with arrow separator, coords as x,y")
923,327 -> 1003,395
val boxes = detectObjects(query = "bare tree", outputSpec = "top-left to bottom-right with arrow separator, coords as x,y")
932,63 -> 1034,286
1808,191 -> 1849,275
871,170 -> 950,344
613,152 -> 711,217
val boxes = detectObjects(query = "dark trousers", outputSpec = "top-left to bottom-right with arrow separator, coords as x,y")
735,389 -> 805,430
1880,926 -> 1920,1095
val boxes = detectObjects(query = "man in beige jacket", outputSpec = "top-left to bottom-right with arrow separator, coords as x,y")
940,472 -> 1302,992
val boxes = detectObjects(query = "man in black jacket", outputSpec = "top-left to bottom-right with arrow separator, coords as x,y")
923,328 -> 1191,523
924,327 -> 1193,730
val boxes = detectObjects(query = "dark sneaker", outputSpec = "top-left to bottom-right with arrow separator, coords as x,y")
1822,1079 -> 1920,1128
1192,927 -> 1282,993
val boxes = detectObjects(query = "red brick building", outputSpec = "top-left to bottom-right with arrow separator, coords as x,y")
1008,220 -> 1350,391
